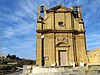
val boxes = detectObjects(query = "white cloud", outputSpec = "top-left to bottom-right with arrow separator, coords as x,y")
86,33 -> 100,50
3,26 -> 16,38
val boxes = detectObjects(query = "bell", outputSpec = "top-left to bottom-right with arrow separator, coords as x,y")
40,6 -> 44,13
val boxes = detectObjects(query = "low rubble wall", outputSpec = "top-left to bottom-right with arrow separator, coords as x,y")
87,48 -> 100,64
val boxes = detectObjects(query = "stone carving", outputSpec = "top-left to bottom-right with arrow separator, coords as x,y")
56,36 -> 68,43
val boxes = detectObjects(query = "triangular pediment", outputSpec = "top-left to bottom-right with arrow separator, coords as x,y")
47,4 -> 72,11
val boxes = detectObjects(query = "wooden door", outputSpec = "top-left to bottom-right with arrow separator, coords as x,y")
59,50 -> 67,66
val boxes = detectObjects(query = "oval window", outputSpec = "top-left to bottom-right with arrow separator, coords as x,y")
58,22 -> 64,27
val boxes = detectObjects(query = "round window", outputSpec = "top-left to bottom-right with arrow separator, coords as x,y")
58,22 -> 64,27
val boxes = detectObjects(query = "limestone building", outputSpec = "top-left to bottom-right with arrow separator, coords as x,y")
36,5 -> 87,66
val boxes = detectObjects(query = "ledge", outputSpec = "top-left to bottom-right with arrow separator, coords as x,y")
36,30 -> 85,33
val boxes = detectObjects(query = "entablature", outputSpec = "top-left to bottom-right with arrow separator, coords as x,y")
36,30 -> 85,33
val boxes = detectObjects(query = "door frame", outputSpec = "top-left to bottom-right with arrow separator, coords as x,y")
56,46 -> 69,66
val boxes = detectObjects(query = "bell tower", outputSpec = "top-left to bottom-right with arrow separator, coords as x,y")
36,5 -> 87,66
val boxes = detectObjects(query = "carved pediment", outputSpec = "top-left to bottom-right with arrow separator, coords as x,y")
56,36 -> 69,46
47,4 -> 72,12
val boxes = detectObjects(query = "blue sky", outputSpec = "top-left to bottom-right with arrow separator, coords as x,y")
0,0 -> 100,60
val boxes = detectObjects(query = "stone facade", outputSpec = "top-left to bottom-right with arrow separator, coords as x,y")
87,48 -> 100,64
36,5 -> 87,66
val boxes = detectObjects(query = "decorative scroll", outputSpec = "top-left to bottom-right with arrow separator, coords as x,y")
56,36 -> 68,43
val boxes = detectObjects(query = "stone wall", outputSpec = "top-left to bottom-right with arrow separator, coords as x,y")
21,65 -> 100,75
87,48 -> 100,64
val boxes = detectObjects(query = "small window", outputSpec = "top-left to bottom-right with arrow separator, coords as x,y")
58,22 -> 64,27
